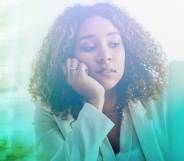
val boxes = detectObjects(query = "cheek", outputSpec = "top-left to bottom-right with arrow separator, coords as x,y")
115,51 -> 125,67
75,53 -> 89,63
75,53 -> 96,69
118,60 -> 125,76
115,52 -> 125,77
121,55 -> 125,68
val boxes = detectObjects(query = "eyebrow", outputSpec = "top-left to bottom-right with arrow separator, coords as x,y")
107,32 -> 121,36
78,35 -> 95,43
78,32 -> 121,43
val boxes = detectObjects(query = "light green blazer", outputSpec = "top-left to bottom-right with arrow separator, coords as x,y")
34,99 -> 168,161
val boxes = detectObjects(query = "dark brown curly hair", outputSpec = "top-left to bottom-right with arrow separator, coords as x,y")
29,3 -> 166,119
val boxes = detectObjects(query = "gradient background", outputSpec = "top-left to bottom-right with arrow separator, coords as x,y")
0,0 -> 184,160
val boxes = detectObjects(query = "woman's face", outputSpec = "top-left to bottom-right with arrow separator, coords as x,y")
74,16 -> 125,91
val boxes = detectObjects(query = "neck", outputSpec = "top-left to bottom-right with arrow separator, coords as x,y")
103,89 -> 117,114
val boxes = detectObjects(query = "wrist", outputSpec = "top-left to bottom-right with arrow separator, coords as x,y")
87,96 -> 104,111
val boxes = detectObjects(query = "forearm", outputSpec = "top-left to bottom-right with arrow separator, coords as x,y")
35,103 -> 114,161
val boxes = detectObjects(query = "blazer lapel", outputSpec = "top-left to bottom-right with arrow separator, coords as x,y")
53,114 -> 73,140
128,101 -> 165,161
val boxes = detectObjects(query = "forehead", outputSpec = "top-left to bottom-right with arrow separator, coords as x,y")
77,16 -> 120,39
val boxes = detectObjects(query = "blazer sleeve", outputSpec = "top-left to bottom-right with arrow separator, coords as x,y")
34,103 -> 114,161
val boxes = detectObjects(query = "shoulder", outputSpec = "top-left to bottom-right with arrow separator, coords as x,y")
33,102 -> 75,138
34,102 -> 55,124
128,98 -> 167,131
33,102 -> 60,140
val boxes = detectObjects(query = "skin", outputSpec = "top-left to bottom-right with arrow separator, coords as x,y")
62,16 -> 126,154
63,16 -> 125,112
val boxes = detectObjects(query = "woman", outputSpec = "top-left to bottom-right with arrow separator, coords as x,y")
29,3 -> 168,161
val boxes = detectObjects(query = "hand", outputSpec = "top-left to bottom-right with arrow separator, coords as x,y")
62,58 -> 105,111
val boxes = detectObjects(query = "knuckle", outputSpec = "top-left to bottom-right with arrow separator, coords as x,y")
79,62 -> 86,69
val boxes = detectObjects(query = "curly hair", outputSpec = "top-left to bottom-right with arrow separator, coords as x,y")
29,3 -> 166,119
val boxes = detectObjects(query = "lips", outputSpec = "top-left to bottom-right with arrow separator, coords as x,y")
96,67 -> 117,76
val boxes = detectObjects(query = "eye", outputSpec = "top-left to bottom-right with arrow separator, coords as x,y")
80,44 -> 97,52
108,41 -> 121,48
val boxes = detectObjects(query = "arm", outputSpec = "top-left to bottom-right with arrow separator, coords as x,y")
34,103 -> 114,161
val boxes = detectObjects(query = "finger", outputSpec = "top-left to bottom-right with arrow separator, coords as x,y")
65,58 -> 72,80
69,58 -> 81,81
71,58 -> 79,69
62,63 -> 67,77
66,58 -> 80,83
78,62 -> 88,78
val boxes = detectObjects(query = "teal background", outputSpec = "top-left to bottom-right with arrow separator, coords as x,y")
167,61 -> 184,161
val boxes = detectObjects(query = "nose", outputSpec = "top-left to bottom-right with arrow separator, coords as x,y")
96,46 -> 112,64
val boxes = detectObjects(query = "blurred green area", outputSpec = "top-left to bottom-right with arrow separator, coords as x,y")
0,1 -> 36,160
0,136 -> 34,161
